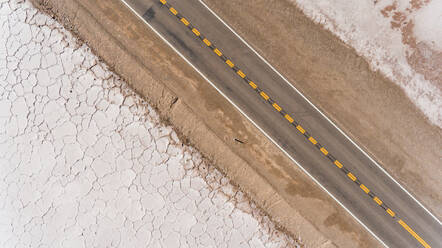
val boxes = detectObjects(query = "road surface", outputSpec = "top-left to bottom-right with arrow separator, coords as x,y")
120,0 -> 442,247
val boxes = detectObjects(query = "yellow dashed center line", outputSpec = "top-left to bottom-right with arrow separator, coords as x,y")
334,160 -> 343,168
272,103 -> 282,112
160,2 -> 432,247
398,219 -> 432,248
237,70 -> 246,78
360,184 -> 370,194
347,172 -> 357,181
226,59 -> 234,68
296,125 -> 305,134
192,28 -> 200,36
260,91 -> 269,100
180,17 -> 190,26
387,208 -> 396,217
203,38 -> 212,46
169,7 -> 178,15
373,196 -> 383,205
213,48 -> 222,56
249,81 -> 257,89
285,114 -> 294,123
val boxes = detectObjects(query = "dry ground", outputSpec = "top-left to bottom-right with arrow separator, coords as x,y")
29,0 -> 440,247
202,0 -> 442,218
0,2 -> 301,246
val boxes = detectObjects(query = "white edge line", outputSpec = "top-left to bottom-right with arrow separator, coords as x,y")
197,0 -> 441,225
119,1 -> 389,247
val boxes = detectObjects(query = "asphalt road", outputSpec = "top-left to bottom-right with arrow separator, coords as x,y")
121,0 -> 441,247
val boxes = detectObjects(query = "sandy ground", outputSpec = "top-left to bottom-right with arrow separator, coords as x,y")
202,0 -> 442,219
0,1 -> 300,247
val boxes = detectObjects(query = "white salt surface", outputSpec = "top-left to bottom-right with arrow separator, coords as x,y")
292,0 -> 442,127
0,1 -> 300,247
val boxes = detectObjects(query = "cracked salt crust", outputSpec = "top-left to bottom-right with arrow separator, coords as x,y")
0,1 -> 301,247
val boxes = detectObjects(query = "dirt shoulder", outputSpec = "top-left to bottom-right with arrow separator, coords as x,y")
200,0 -> 441,219
25,0 -> 413,247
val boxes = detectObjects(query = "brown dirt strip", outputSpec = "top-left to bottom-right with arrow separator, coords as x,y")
201,0 -> 441,218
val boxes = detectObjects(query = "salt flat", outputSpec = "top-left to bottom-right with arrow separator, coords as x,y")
0,1 -> 299,247
293,0 -> 442,127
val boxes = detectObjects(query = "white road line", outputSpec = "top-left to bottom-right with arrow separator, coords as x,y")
119,1 -> 389,247
197,0 -> 441,225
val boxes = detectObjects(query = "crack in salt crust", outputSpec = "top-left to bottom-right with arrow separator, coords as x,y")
0,1 -> 301,247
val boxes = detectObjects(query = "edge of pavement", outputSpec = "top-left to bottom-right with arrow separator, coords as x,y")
29,0 -> 382,247
200,0 -> 442,220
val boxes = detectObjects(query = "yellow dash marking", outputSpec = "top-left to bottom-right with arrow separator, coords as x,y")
360,184 -> 370,194
334,160 -> 343,168
386,208 -> 395,217
226,60 -> 234,68
237,70 -> 246,78
296,125 -> 305,134
192,28 -> 200,36
214,48 -> 222,56
320,147 -> 329,155
273,103 -> 282,112
398,219 -> 431,248
309,136 -> 317,145
180,18 -> 190,26
160,0 -> 167,4
249,81 -> 257,89
260,91 -> 269,100
285,114 -> 294,123
203,38 -> 211,46
169,7 -> 178,15
373,196 -> 383,205
347,172 -> 357,181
